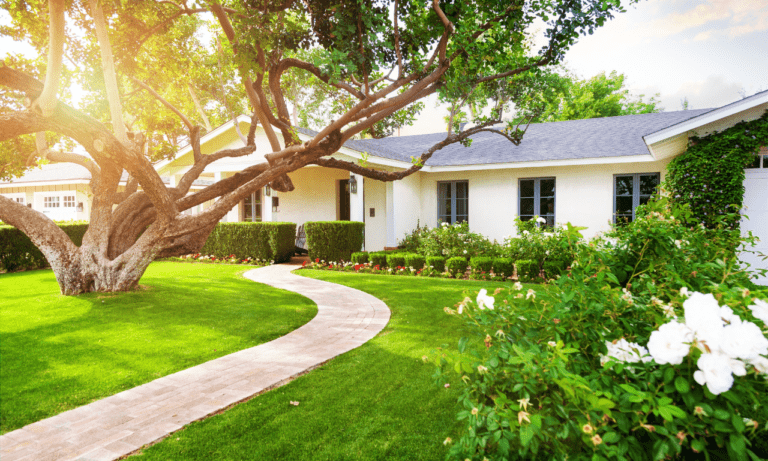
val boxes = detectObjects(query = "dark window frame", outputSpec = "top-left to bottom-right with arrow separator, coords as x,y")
242,189 -> 262,222
613,172 -> 660,224
437,180 -> 469,225
517,177 -> 556,227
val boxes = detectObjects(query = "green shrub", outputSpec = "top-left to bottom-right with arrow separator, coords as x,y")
369,252 -> 388,267
446,257 -> 468,278
515,259 -> 538,282
386,253 -> 406,268
0,222 -> 89,271
350,251 -> 369,264
201,222 -> 296,263
305,221 -> 364,262
491,257 -> 514,278
415,221 -> 500,259
404,253 -> 426,270
542,259 -> 567,279
469,256 -> 493,274
425,256 -> 445,272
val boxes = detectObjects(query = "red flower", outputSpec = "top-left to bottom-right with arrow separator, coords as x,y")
315,258 -> 320,263
354,264 -> 361,270
302,261 -> 307,267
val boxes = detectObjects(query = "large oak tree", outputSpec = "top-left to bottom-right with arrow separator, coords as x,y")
0,0 -> 635,294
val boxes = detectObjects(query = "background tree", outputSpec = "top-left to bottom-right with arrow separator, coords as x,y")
0,0 -> 637,295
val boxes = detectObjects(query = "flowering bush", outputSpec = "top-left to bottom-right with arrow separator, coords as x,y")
503,217 -> 584,275
436,193 -> 768,460
401,221 -> 500,259
166,253 -> 272,266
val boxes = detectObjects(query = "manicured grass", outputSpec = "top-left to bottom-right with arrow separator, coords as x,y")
0,262 -> 317,434
137,271 -> 516,461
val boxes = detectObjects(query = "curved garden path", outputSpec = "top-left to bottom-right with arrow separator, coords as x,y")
0,263 -> 390,461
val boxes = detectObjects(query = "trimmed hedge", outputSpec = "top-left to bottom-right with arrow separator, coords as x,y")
515,260 -> 539,282
446,256 -> 468,278
492,257 -> 515,278
351,252 -> 369,264
305,221 -> 364,262
426,256 -> 446,272
404,253 -> 426,270
0,222 -> 89,272
201,222 -> 296,263
543,260 -> 568,279
470,256 -> 493,274
386,253 -> 406,268
370,252 -> 388,267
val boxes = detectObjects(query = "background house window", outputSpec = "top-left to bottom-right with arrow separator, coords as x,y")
746,152 -> 767,169
438,180 -> 468,224
14,197 -> 25,205
44,196 -> 60,208
614,173 -> 660,223
63,195 -> 76,208
242,190 -> 262,222
519,177 -> 555,227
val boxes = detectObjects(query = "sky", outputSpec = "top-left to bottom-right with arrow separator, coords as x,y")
2,0 -> 767,137
401,0 -> 768,135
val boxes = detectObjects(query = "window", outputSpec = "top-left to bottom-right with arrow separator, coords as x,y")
438,181 -> 468,224
518,177 -> 555,227
44,196 -> 60,208
614,173 -> 660,223
14,197 -> 25,205
746,152 -> 767,169
242,190 -> 262,222
63,195 -> 76,208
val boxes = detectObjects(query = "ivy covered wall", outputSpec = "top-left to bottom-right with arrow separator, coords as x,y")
666,109 -> 768,228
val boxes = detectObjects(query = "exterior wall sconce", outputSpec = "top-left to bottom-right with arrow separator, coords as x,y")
76,202 -> 84,212
265,185 -> 271,196
272,196 -> 279,212
349,174 -> 358,194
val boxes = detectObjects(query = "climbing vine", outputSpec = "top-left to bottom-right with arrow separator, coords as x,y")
666,109 -> 768,228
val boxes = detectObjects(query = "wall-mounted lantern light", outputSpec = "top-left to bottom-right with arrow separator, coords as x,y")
349,174 -> 358,194
76,202 -> 84,212
272,196 -> 279,212
265,185 -> 271,196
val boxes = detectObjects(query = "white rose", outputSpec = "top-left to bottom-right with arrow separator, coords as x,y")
693,353 -> 734,395
720,319 -> 768,360
536,217 -> 546,224
749,299 -> 768,324
748,355 -> 768,374
476,289 -> 495,310
513,282 -> 523,291
684,292 -> 725,351
680,287 -> 691,298
647,320 -> 693,365
605,338 -> 651,364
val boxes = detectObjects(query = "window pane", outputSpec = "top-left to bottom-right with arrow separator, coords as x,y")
639,174 -> 659,195
254,189 -> 261,204
615,176 -> 633,196
544,215 -> 555,227
639,195 -> 652,206
519,215 -> 533,222
763,155 -> 768,168
455,215 -> 468,224
747,155 -> 761,169
540,197 -> 555,216
616,196 -> 633,215
455,181 -> 468,199
520,197 -> 534,215
540,179 -> 555,197
520,179 -> 534,198
439,182 -> 452,199
456,198 -> 467,217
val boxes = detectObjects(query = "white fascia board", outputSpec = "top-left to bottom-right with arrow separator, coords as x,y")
0,179 -> 90,188
155,115 -> 253,171
419,154 -> 656,173
644,93 -> 768,146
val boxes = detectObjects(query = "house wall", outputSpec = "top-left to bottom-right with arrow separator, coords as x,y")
1,184 -> 92,221
363,178 -> 387,251
412,158 -> 674,243
271,166 -> 350,226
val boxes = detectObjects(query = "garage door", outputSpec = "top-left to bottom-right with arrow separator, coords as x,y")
741,166 -> 768,285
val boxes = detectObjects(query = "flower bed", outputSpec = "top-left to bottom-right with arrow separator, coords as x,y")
300,258 -> 513,282
162,253 -> 273,266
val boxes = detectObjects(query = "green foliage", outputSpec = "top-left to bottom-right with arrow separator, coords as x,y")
514,260 -> 539,282
491,258 -> 515,278
370,252 -> 388,268
201,222 -> 296,263
0,222 -> 89,271
386,253 -> 407,268
411,221 -> 498,259
542,259 -> 567,279
426,256 -> 446,273
470,257 -> 493,274
404,253 -> 426,270
503,218 -> 584,274
350,252 -> 369,264
305,221 -> 364,262
667,109 -> 768,228
446,257 -> 469,279
438,193 -> 768,461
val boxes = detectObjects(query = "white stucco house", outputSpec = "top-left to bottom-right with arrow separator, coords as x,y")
3,90 -> 767,282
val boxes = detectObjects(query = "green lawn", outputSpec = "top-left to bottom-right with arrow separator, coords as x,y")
0,262 -> 317,434
136,271 -> 515,461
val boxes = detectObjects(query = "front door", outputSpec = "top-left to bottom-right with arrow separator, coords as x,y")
339,179 -> 350,221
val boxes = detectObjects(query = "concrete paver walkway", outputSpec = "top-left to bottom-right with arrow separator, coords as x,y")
0,264 -> 390,461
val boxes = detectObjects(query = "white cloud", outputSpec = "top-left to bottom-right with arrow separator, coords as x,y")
649,0 -> 768,39
659,75 -> 744,110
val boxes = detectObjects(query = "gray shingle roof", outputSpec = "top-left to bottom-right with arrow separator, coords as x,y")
301,109 -> 714,166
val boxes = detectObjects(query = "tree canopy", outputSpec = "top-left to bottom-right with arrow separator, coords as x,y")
0,0 -> 637,294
